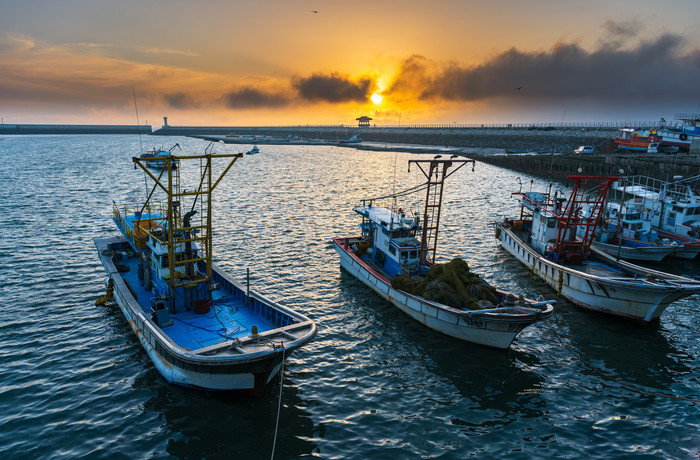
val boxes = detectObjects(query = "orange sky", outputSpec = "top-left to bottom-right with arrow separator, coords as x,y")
1,0 -> 700,126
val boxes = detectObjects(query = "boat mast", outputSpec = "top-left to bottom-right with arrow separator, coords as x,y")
409,158 -> 474,265
555,175 -> 620,258
132,152 -> 243,306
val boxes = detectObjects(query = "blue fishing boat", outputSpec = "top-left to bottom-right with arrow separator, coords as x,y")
246,145 -> 259,155
334,159 -> 554,350
94,148 -> 316,394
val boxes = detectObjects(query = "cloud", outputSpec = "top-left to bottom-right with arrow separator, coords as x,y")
164,92 -> 199,109
385,33 -> 700,106
293,72 -> 374,103
223,87 -> 290,109
602,19 -> 640,39
141,47 -> 199,57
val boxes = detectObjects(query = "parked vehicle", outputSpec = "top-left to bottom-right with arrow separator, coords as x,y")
647,142 -> 679,154
574,146 -> 594,155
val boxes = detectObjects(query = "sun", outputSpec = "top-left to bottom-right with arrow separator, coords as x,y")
370,92 -> 383,104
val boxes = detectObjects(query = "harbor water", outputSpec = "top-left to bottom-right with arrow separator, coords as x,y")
0,135 -> 698,459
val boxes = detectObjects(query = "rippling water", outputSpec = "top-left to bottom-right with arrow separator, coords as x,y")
0,135 -> 698,459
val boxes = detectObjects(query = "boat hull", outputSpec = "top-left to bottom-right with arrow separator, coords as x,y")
613,138 -> 650,151
654,229 -> 700,259
334,237 -> 552,349
496,223 -> 700,323
591,241 -> 674,262
95,236 -> 316,394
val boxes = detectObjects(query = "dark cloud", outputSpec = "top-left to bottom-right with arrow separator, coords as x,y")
387,34 -> 700,105
385,55 -> 432,102
224,87 -> 290,109
602,19 -> 640,39
293,72 -> 373,103
164,92 -> 198,109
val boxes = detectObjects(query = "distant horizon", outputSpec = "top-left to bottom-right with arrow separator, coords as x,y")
1,115 -> 695,128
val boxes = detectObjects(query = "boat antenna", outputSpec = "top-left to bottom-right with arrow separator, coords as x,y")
392,114 -> 401,200
132,86 -> 143,155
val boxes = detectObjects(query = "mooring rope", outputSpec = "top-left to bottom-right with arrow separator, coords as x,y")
270,343 -> 286,460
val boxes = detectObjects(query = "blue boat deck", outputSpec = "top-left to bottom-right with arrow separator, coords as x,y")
117,251 -> 280,351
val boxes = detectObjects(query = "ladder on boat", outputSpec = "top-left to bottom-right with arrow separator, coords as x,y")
556,175 -> 620,258
409,158 -> 474,265
133,150 -> 243,296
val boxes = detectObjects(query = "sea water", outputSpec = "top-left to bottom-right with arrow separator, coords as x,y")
0,135 -> 697,459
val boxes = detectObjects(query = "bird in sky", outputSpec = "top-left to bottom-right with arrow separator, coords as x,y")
515,86 -> 524,90
311,10 -> 318,13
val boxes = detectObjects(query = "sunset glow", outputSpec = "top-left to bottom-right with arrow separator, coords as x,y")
1,1 -> 699,126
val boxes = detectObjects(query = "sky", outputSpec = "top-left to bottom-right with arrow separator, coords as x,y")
1,0 -> 700,127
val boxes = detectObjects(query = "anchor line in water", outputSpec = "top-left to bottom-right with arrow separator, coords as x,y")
542,324 -> 700,403
271,342 -> 285,460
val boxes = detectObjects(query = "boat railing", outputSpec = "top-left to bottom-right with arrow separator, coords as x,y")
113,201 -> 168,251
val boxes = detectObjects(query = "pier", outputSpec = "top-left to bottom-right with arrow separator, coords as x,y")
0,124 -> 152,134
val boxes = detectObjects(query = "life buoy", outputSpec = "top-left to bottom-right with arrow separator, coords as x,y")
680,133 -> 688,141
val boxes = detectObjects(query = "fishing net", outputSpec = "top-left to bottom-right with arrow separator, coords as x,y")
390,258 -> 499,310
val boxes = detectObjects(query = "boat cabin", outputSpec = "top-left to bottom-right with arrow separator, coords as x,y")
354,204 -> 422,277
600,202 -> 658,242
114,207 -> 208,313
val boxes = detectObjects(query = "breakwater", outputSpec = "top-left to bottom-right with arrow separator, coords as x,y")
469,152 -> 700,183
153,124 -> 700,182
153,125 -> 615,153
0,124 -> 151,134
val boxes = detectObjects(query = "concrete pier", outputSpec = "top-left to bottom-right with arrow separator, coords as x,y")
0,124 -> 152,134
152,125 -> 616,153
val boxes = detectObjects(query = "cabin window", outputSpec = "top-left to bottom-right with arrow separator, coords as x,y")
672,205 -> 683,213
389,246 -> 396,255
547,218 -> 556,228
400,251 -> 408,262
161,255 -> 168,268
410,250 -> 417,259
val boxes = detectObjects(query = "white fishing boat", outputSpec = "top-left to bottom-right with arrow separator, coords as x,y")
94,147 -> 316,394
139,143 -> 181,170
657,113 -> 700,151
586,202 -> 678,262
334,159 -> 554,350
590,240 -> 675,262
495,176 -> 700,324
613,175 -> 700,259
338,134 -> 361,144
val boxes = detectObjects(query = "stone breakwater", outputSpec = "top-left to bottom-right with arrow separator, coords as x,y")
469,152 -> 700,183
152,125 -> 700,182
154,125 -> 615,153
